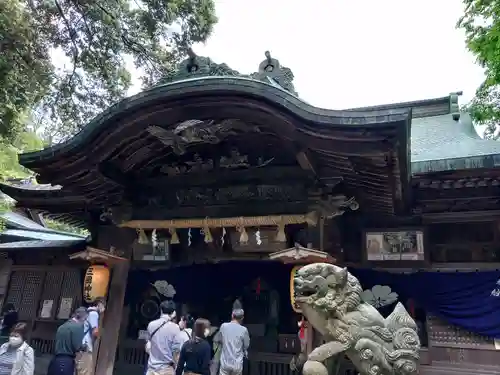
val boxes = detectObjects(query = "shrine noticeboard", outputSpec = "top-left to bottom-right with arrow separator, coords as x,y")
290,265 -> 303,313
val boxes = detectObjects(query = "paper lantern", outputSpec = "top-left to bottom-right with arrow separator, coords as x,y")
290,265 -> 304,313
83,265 -> 110,303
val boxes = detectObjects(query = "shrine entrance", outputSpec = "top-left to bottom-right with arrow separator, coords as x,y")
0,50 -> 411,375
112,260 -> 300,375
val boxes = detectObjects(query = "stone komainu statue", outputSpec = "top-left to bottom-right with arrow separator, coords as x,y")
293,263 -> 420,375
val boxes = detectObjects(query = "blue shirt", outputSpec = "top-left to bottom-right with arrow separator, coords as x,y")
147,316 -> 181,371
82,309 -> 99,352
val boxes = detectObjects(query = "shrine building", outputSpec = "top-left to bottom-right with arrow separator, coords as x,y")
2,51 -> 500,375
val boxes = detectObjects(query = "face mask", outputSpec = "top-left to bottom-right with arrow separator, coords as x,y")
178,321 -> 186,330
9,337 -> 22,347
204,328 -> 210,337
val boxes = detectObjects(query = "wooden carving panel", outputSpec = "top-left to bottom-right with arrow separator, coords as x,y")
147,184 -> 308,208
427,314 -> 493,349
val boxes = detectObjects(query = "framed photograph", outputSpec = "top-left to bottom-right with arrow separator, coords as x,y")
364,229 -> 425,263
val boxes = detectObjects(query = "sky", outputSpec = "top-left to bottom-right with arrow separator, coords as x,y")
136,0 -> 485,110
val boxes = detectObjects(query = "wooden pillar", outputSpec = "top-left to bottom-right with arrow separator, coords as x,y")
94,260 -> 130,375
92,226 -> 135,375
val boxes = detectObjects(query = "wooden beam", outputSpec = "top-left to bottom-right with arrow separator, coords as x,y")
132,201 -> 312,220
296,151 -> 317,175
94,260 -> 130,375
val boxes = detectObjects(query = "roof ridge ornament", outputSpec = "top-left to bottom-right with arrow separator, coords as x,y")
250,51 -> 297,95
159,49 -> 297,95
450,91 -> 462,121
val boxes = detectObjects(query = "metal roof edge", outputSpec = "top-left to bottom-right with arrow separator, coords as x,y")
346,93 -> 459,119
411,154 -> 500,174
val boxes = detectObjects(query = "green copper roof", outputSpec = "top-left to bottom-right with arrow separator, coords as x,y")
411,113 -> 500,173
352,92 -> 500,174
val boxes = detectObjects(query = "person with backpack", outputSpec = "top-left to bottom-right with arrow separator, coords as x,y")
76,297 -> 106,375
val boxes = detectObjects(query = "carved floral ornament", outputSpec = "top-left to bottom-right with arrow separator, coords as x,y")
147,119 -> 262,156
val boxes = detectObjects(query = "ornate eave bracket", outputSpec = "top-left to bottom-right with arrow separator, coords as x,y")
312,195 -> 359,219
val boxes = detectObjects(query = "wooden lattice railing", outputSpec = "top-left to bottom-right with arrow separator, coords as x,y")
30,337 -> 297,375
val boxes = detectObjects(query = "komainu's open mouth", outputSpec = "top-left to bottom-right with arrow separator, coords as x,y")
294,277 -> 318,301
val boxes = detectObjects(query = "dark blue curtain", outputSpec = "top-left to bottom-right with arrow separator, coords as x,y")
350,268 -> 500,338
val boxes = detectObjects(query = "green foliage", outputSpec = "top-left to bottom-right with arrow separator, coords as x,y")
0,131 -> 44,182
0,0 -> 52,142
458,0 -> 500,138
1,0 -> 217,141
44,218 -> 90,237
0,130 -> 44,232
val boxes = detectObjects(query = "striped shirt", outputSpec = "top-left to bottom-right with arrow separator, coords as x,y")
0,347 -> 16,375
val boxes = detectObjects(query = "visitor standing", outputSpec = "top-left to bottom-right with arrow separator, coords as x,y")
175,319 -> 211,375
0,323 -> 34,375
0,305 -> 18,339
47,307 -> 88,375
145,300 -> 181,375
215,309 -> 249,375
76,297 -> 105,375
177,315 -> 194,349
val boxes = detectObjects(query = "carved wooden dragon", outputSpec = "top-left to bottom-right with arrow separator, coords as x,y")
293,263 -> 420,375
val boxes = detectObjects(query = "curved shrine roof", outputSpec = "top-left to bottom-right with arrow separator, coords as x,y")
3,60 -> 499,225
0,51 -> 411,222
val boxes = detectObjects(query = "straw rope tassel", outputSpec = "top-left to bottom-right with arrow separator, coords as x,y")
203,223 -> 213,243
238,226 -> 249,245
275,219 -> 286,242
137,229 -> 149,245
168,228 -> 180,244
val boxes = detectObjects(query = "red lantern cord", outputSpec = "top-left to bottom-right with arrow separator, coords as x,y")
298,316 -> 306,340
408,299 -> 415,318
256,277 -> 261,296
